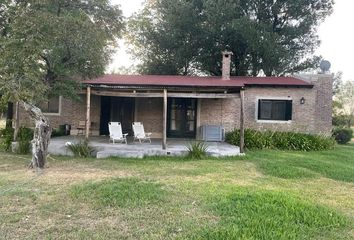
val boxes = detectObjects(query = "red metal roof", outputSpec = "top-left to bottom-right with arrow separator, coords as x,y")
83,75 -> 313,88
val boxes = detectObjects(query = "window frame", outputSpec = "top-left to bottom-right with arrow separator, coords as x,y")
256,97 -> 293,123
41,96 -> 62,116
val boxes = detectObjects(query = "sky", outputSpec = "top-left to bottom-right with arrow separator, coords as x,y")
109,0 -> 354,81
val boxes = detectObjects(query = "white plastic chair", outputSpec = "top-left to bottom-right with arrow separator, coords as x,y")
132,122 -> 152,143
108,122 -> 128,144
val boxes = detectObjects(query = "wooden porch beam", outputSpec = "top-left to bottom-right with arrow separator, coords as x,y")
85,86 -> 91,139
91,90 -> 163,98
162,89 -> 167,150
239,89 -> 245,154
168,93 -> 240,99
90,90 -> 239,99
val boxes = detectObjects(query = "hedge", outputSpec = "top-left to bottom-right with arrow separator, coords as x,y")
225,129 -> 335,151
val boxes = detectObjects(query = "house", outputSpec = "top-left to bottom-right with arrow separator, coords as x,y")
15,52 -> 333,152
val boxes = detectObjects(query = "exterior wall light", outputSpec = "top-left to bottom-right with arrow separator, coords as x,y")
300,97 -> 305,104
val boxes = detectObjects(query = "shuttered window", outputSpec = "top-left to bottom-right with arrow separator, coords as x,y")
258,99 -> 292,121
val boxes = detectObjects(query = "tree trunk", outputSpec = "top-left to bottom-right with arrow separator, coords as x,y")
6,102 -> 14,128
20,101 -> 51,169
13,102 -> 20,141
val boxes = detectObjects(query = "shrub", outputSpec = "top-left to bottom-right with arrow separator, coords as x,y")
0,127 -> 14,151
332,114 -> 349,127
66,139 -> 95,158
51,128 -> 65,138
332,128 -> 353,144
186,141 -> 209,159
225,129 -> 335,151
17,127 -> 34,154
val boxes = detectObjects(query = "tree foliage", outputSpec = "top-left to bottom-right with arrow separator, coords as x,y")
127,0 -> 333,76
334,80 -> 354,127
0,0 -> 124,104
0,0 -> 123,168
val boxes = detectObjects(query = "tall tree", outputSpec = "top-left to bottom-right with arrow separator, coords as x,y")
127,0 -> 204,75
0,0 -> 123,168
127,0 -> 333,76
334,80 -> 354,128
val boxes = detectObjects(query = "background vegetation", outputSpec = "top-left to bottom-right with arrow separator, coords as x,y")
127,0 -> 333,76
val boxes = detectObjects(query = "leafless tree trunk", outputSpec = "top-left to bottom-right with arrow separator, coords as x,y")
20,101 -> 51,169
13,102 -> 20,141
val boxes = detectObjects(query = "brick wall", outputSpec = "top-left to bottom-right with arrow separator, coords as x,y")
197,74 -> 333,136
135,98 -> 163,138
198,98 -> 240,133
243,87 -> 317,133
17,95 -> 100,136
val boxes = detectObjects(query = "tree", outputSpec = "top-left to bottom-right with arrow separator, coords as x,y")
334,80 -> 354,128
0,0 -> 123,169
127,0 -> 333,76
333,72 -> 343,95
126,0 -> 204,75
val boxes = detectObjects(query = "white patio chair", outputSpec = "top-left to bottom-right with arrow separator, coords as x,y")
132,122 -> 152,143
108,122 -> 128,144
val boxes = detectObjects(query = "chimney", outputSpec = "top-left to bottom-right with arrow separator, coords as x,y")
222,51 -> 233,80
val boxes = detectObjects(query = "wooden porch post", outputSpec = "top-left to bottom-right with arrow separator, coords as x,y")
85,86 -> 91,139
162,89 -> 167,150
239,88 -> 245,153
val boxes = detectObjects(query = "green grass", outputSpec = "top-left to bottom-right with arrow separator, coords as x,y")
244,144 -> 354,182
70,178 -> 166,208
0,144 -> 354,239
193,187 -> 347,240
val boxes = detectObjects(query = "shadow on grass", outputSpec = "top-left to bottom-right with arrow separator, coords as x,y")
191,187 -> 348,240
245,144 -> 354,182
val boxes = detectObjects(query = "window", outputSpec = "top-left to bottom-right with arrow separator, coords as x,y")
39,96 -> 61,115
258,99 -> 292,121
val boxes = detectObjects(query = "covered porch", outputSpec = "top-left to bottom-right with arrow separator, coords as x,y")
48,136 -> 241,158
83,79 -> 246,154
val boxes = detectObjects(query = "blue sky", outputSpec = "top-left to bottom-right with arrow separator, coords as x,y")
110,0 -> 354,80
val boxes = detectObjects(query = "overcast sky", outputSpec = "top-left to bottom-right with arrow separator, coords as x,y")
109,0 -> 354,80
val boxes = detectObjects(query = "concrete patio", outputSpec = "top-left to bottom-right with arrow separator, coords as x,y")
48,136 -> 241,158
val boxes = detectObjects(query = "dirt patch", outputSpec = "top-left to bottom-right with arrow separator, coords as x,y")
37,167 -> 134,186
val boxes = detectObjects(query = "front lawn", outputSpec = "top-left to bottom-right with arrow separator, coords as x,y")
1,144 -> 354,239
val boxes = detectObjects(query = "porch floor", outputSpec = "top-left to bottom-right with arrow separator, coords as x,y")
48,136 -> 241,158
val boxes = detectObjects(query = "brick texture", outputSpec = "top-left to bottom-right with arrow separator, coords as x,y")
196,74 -> 333,136
17,95 -> 101,136
135,98 -> 163,138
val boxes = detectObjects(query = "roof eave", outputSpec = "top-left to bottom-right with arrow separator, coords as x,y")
244,84 -> 314,88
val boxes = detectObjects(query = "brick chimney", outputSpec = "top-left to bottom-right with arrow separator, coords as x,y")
222,51 -> 233,80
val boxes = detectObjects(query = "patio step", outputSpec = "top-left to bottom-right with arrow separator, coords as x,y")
96,150 -> 145,159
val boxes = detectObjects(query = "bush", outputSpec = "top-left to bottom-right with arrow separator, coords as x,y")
332,128 -> 353,144
51,128 -> 65,137
66,139 -> 95,158
332,114 -> 349,127
17,127 -> 34,154
0,127 -> 14,151
186,141 -> 209,159
225,129 -> 335,151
